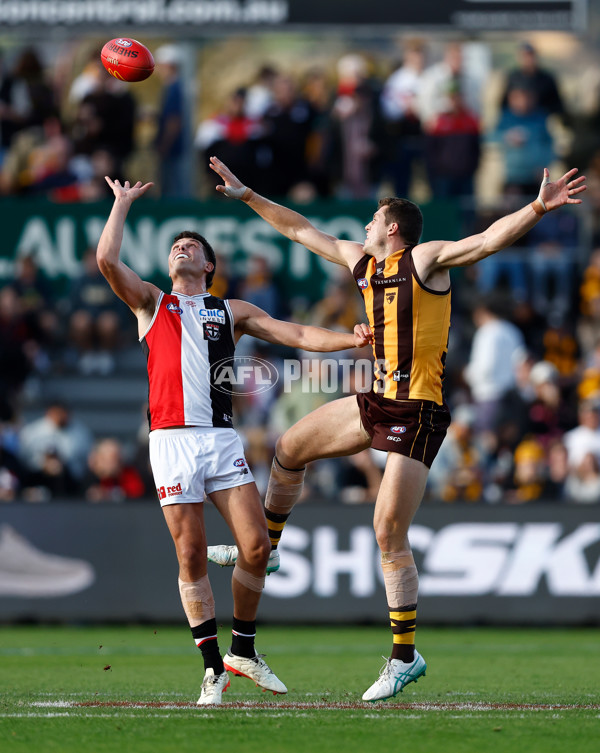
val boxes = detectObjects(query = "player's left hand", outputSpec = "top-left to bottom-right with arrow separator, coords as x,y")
353,323 -> 374,347
538,167 -> 586,212
209,156 -> 249,200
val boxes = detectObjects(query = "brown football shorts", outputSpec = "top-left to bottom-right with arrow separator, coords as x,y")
356,390 -> 451,468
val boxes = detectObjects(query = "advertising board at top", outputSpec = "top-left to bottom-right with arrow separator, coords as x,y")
0,0 -> 587,32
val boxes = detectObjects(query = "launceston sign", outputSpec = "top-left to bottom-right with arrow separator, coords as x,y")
0,0 -> 587,32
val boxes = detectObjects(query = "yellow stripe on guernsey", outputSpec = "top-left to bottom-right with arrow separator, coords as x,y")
382,253 -> 401,399
409,277 -> 451,403
361,258 -> 378,382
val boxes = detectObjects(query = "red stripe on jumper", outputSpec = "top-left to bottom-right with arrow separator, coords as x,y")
146,295 -> 185,430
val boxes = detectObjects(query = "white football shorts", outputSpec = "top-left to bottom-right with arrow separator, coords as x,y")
149,427 -> 254,506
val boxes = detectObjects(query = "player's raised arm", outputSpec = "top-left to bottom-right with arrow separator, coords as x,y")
97,177 -> 159,314
415,168 -> 586,277
229,300 -> 373,352
209,156 -> 364,270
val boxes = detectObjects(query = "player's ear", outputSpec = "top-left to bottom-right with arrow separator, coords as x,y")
205,262 -> 214,273
388,222 -> 399,237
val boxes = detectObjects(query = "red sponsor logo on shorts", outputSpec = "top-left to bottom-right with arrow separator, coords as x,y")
158,484 -> 182,498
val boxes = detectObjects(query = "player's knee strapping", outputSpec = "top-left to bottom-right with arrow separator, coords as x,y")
178,575 -> 215,628
381,551 -> 419,659
232,564 -> 265,592
265,456 -> 305,548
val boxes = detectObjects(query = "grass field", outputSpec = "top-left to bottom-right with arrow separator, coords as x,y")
0,624 -> 598,753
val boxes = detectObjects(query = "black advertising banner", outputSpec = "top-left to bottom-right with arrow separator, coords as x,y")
1,502 -> 599,625
0,0 -> 587,32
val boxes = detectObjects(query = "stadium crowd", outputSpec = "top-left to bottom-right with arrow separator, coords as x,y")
2,37 -> 600,504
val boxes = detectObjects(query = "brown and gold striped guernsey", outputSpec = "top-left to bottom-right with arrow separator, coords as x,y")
353,248 -> 451,404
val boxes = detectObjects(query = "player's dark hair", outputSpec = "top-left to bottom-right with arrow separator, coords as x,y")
172,231 -> 217,288
377,197 -> 423,246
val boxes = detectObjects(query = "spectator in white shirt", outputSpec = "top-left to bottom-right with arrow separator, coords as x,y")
464,298 -> 526,432
563,398 -> 600,468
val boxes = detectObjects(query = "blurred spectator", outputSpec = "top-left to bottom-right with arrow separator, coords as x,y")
501,42 -> 565,118
425,80 -> 481,199
0,47 -> 56,142
239,426 -> 273,496
85,438 -> 146,502
19,402 -> 93,482
562,398 -> 600,468
506,437 -> 549,503
577,248 -> 600,356
0,285 -> 37,403
309,279 -> 365,334
493,86 -> 554,198
328,54 -> 381,199
338,449 -> 384,504
0,112 -> 77,197
195,87 -> 262,195
427,403 -> 484,502
545,438 -> 569,501
563,451 -> 600,504
261,74 -> 318,197
526,210 -> 578,326
154,44 -> 190,198
541,325 -> 579,379
12,254 -> 59,369
463,297 -> 526,433
379,39 -> 427,198
65,247 -> 130,374
70,74 -> 136,184
237,256 -> 281,317
523,360 -> 573,447
245,64 -> 278,120
418,42 -> 481,129
67,47 -> 105,106
300,67 -> 335,197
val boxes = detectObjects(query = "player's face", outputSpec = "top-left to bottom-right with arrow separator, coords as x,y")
363,207 -> 389,254
168,238 -> 205,275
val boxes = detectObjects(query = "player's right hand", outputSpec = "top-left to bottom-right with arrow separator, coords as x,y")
209,156 -> 249,200
353,323 -> 374,348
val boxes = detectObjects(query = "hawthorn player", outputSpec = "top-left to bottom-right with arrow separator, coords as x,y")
208,156 -> 586,702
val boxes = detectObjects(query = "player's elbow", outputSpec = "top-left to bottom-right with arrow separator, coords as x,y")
96,253 -> 118,279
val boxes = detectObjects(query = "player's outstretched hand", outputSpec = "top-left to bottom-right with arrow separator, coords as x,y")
538,167 -> 586,212
105,177 -> 154,202
209,156 -> 249,199
353,323 -> 374,348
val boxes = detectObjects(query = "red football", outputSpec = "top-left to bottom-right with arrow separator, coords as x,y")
100,38 -> 155,83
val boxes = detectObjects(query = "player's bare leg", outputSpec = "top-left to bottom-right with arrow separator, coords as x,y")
210,483 -> 270,621
210,483 -> 287,694
162,503 -> 229,704
363,453 -> 429,702
208,396 -> 371,572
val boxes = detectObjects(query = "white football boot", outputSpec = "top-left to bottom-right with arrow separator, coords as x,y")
197,668 -> 230,705
207,545 -> 280,575
223,651 -> 287,695
362,651 -> 427,702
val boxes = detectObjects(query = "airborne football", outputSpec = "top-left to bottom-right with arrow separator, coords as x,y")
100,37 -> 155,82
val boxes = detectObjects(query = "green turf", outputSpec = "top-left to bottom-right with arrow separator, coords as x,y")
0,625 -> 598,753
